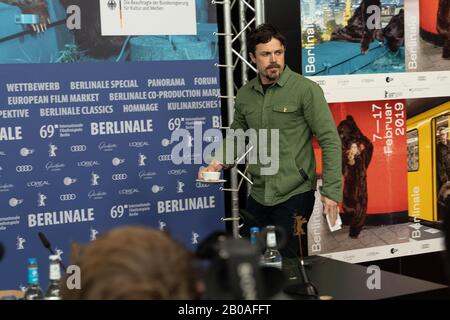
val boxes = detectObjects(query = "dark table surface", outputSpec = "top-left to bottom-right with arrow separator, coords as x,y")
280,256 -> 448,300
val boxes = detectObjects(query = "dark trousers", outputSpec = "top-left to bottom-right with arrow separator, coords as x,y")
242,190 -> 316,258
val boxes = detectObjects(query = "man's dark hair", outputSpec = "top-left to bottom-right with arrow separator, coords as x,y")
247,23 -> 287,55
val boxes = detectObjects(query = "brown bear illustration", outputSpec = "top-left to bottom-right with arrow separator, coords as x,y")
383,9 -> 404,52
337,116 -> 374,238
331,0 -> 404,54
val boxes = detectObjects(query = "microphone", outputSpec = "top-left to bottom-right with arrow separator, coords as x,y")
38,232 -> 67,272
284,259 -> 319,299
198,234 -> 285,299
282,215 -> 319,299
38,232 -> 55,254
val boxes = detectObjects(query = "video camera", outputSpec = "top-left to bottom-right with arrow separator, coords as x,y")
196,232 -> 285,300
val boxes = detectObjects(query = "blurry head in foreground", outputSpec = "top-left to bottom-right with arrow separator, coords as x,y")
61,226 -> 198,300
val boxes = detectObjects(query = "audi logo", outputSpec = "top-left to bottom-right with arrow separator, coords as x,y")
112,173 -> 128,181
158,154 -> 173,161
16,165 -> 33,173
70,145 -> 87,152
60,194 -> 77,201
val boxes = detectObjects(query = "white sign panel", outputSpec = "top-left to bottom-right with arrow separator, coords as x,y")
309,71 -> 450,103
99,0 -> 197,36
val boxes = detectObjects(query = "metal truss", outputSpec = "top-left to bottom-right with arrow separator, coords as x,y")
212,0 -> 265,238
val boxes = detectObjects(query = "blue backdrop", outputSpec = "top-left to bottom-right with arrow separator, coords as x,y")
0,0 -> 224,290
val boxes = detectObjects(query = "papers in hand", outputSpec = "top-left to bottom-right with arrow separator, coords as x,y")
326,213 -> 342,232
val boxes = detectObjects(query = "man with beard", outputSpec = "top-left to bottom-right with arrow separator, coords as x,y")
199,24 -> 342,258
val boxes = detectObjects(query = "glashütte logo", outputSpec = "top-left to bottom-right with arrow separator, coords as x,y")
0,183 -> 14,192
88,190 -> 107,200
27,180 -> 50,188
138,170 -> 156,180
152,185 -> 164,193
45,161 -> 65,172
196,181 -> 210,188
70,145 -> 87,152
98,142 -> 118,152
77,160 -> 100,167
129,141 -> 149,148
118,188 -> 139,195
112,173 -> 128,181
112,157 -> 125,166
19,148 -> 34,157
9,197 -> 24,207
16,165 -> 33,173
168,169 -> 188,176
63,177 -> 77,186
60,193 -> 77,201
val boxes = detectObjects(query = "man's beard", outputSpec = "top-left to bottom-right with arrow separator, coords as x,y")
264,64 -> 281,81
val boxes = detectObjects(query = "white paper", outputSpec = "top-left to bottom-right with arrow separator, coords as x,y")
326,213 -> 342,232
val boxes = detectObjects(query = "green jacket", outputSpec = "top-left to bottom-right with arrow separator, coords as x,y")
215,66 -> 342,206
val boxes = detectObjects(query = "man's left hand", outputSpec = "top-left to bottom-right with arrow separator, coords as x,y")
321,196 -> 339,226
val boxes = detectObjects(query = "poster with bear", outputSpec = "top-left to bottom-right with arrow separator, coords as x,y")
308,99 -> 410,262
